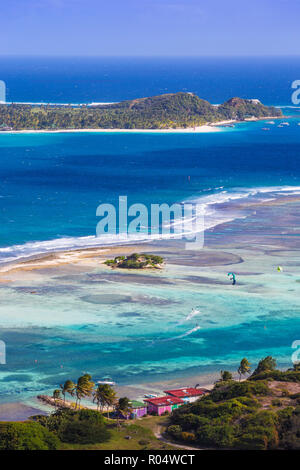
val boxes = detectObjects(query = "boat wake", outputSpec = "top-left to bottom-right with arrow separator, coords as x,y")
152,325 -> 201,344
177,308 -> 201,325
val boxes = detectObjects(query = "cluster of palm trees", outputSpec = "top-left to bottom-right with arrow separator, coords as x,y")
52,374 -> 132,420
52,374 -> 95,409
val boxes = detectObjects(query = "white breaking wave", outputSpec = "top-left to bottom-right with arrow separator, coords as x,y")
5,101 -> 116,107
1,185 -> 300,264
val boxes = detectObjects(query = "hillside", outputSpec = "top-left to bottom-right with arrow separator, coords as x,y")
0,92 -> 282,130
167,359 -> 300,450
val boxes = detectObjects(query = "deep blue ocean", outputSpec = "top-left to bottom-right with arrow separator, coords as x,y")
1,56 -> 300,105
0,57 -> 300,404
0,57 -> 300,259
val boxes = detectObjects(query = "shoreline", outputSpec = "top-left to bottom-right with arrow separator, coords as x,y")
0,190 -> 299,281
0,116 -> 285,135
0,125 -> 220,134
0,371 -> 219,421
0,190 -> 299,278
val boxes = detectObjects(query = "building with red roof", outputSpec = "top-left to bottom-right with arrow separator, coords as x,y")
144,396 -> 184,415
164,387 -> 209,403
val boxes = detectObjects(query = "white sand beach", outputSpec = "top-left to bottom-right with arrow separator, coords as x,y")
0,125 -> 221,135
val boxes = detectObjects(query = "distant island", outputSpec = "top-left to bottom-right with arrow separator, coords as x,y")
104,253 -> 164,269
0,93 -> 282,130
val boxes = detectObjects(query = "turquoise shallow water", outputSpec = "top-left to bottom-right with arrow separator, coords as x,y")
0,191 -> 300,403
0,119 -> 300,402
0,237 -> 300,403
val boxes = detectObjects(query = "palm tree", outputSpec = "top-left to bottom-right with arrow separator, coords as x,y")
115,397 -> 132,428
104,386 -> 117,418
93,384 -> 106,412
74,374 -> 94,409
238,358 -> 251,381
52,389 -> 61,409
93,384 -> 117,416
60,380 -> 75,404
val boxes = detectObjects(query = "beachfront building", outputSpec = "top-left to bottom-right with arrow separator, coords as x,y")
144,396 -> 184,415
116,400 -> 148,420
130,400 -> 148,419
164,387 -> 209,404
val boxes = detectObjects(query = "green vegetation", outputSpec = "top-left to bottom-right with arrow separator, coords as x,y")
105,253 -> 164,269
0,413 -> 174,451
219,370 -> 233,382
0,373 -> 173,450
0,93 -> 282,130
252,356 -> 277,376
115,397 -> 133,426
238,358 -> 251,381
93,383 -> 117,415
0,421 -> 59,450
58,416 -> 175,450
3,358 -> 300,450
32,408 -> 110,445
167,356 -> 300,450
60,379 -> 75,403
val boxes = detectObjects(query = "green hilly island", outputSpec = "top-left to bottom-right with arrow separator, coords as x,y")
0,93 -> 282,130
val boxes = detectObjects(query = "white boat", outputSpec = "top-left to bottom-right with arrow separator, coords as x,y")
266,121 -> 275,124
97,376 -> 116,386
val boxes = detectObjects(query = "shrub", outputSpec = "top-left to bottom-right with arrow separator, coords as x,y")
139,439 -> 150,446
31,408 -> 110,445
235,396 -> 261,410
167,425 -> 182,440
60,420 -> 110,444
236,433 -> 268,450
196,423 -> 236,448
209,381 -> 269,402
104,259 -> 115,265
252,356 -> 277,376
272,399 -> 282,407
239,411 -> 279,448
181,431 -> 196,442
250,370 -> 300,383
219,370 -> 233,381
77,408 -> 105,424
0,422 -> 59,450
278,413 -> 300,449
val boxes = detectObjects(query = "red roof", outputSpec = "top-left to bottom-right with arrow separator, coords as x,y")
144,396 -> 184,407
164,387 -> 207,398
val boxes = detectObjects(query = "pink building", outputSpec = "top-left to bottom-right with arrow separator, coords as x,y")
164,387 -> 209,403
144,396 -> 184,415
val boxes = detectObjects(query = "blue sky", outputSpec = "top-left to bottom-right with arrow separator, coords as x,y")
0,0 -> 299,56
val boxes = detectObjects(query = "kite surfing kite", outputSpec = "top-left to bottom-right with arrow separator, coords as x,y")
277,266 -> 283,272
227,272 -> 236,285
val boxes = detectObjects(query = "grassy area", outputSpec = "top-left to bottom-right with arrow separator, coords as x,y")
59,416 -> 176,450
